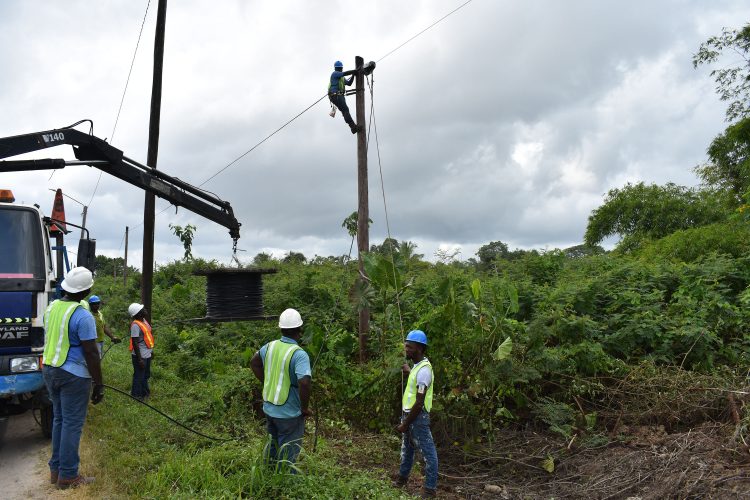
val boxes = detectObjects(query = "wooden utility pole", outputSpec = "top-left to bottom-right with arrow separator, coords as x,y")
355,56 -> 369,362
142,0 -> 167,313
123,226 -> 129,286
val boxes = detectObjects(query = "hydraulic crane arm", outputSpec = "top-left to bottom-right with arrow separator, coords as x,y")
0,124 -> 241,240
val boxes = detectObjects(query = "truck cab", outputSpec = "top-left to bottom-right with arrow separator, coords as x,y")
0,189 -> 56,438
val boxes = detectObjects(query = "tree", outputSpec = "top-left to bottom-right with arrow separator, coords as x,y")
94,255 -> 139,278
584,182 -> 726,251
563,244 -> 605,259
693,23 -> 750,122
168,224 -> 196,261
476,240 -> 510,265
282,251 -> 306,264
252,252 -> 274,266
696,117 -> 750,205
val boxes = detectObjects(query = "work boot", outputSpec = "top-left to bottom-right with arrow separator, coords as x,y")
392,475 -> 408,488
421,487 -> 437,498
57,475 -> 95,490
50,470 -> 58,484
350,124 -> 360,134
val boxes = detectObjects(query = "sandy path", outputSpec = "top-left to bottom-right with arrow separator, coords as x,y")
0,412 -> 54,499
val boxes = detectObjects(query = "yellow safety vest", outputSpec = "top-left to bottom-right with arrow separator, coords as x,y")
402,358 -> 434,413
262,340 -> 302,406
42,300 -> 82,367
129,319 -> 155,351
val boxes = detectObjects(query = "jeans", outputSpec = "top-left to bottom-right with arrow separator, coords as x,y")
399,410 -> 438,490
329,94 -> 356,129
43,365 -> 91,480
131,356 -> 152,399
265,415 -> 305,468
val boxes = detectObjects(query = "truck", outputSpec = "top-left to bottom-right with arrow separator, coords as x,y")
0,121 -> 242,440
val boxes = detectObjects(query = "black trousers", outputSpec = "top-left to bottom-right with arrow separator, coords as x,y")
329,94 -> 355,128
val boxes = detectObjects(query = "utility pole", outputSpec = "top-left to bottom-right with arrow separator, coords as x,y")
123,226 -> 129,286
80,205 -> 87,240
142,0 -> 167,314
354,56 -> 375,362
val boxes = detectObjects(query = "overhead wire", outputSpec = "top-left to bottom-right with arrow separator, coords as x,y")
118,0 -> 476,244
376,0 -> 475,62
199,93 -> 329,187
88,0 -> 153,209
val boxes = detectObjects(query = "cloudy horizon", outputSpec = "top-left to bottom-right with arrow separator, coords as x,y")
2,0 -> 747,268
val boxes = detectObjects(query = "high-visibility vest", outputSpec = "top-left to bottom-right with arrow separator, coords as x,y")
94,311 -> 106,342
42,300 -> 83,367
262,339 -> 302,406
129,319 -> 155,351
329,73 -> 346,95
402,358 -> 434,413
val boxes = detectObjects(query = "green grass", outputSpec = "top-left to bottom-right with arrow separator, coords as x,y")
80,344 -> 411,499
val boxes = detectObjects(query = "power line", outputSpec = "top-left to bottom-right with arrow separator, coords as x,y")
377,0 -> 475,62
119,0 -> 477,232
199,93 -> 329,187
88,0 -> 152,209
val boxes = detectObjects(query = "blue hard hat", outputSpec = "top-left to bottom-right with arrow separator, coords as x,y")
88,295 -> 101,304
334,60 -> 343,68
406,330 -> 428,346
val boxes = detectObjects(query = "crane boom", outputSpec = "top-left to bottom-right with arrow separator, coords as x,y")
0,124 -> 241,240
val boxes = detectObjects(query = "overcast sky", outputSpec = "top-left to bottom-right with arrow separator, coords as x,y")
1,0 -> 748,266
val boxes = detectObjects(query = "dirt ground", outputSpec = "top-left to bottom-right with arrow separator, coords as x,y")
0,412 -> 52,499
0,413 -> 95,500
331,422 -> 750,499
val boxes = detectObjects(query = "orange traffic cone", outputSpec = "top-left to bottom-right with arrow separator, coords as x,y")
49,188 -> 67,233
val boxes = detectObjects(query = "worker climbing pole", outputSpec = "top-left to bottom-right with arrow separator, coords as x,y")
330,56 -> 376,361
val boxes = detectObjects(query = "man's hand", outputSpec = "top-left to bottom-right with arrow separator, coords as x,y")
111,337 -> 122,344
302,408 -> 314,418
401,363 -> 411,375
396,423 -> 407,433
138,358 -> 145,369
91,384 -> 105,405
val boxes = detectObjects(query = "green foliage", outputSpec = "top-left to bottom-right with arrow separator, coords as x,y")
169,223 -> 197,261
698,117 -> 750,205
693,23 -> 750,122
94,255 -> 139,279
584,182 -> 727,250
637,221 -> 750,262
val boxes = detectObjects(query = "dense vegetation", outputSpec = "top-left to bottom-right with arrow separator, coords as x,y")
79,23 -> 750,497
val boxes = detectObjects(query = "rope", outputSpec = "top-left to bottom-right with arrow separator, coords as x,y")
88,0 -> 153,209
366,74 -> 407,397
103,383 -> 234,442
367,75 -> 405,341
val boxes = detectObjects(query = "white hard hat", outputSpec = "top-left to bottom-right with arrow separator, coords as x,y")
61,267 -> 94,293
278,308 -> 303,329
128,303 -> 145,317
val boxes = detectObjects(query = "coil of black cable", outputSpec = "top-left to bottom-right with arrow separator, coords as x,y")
194,268 -> 277,320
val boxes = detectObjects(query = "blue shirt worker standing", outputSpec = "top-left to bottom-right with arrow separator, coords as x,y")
42,267 -> 105,490
328,60 -> 359,134
393,330 -> 438,498
250,308 -> 312,469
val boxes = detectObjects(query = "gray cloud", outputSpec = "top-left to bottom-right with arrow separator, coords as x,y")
2,0 -> 749,266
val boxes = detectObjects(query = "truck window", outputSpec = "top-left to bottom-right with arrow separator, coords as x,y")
0,207 -> 45,279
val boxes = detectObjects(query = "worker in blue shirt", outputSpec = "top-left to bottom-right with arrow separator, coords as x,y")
328,60 -> 359,134
42,267 -> 104,489
250,308 -> 312,469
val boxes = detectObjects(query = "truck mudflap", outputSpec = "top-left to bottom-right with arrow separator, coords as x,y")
0,372 -> 45,396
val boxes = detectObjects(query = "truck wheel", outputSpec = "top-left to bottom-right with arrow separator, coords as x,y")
40,405 -> 53,438
0,417 -> 8,445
